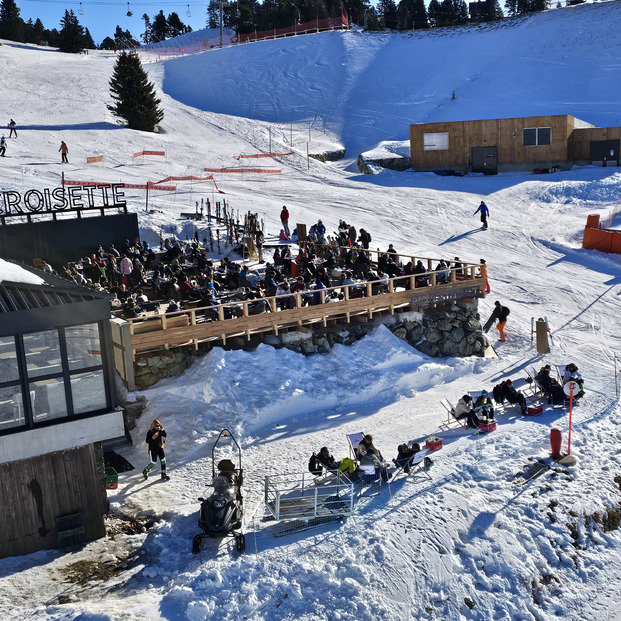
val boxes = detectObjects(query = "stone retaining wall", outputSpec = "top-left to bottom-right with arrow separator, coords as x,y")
132,301 -> 486,389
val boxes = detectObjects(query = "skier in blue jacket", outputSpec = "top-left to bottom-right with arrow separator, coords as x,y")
474,201 -> 490,229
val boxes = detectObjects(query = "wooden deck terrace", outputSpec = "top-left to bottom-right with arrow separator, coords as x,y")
125,253 -> 486,360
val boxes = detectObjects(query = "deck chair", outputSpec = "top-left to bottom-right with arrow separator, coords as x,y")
346,432 -> 391,493
396,448 -> 432,482
525,366 -> 547,399
439,397 -> 467,430
555,364 -> 567,383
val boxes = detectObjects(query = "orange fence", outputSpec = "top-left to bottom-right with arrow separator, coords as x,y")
61,179 -> 175,191
133,150 -> 166,158
203,167 -> 281,174
235,152 -> 293,160
86,155 -> 103,164
582,214 -> 621,254
154,175 -> 225,194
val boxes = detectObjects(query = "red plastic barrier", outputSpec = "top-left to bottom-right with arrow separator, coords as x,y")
86,155 -> 103,164
550,428 -> 562,459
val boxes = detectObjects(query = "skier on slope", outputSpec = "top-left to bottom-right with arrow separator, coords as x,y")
474,200 -> 490,229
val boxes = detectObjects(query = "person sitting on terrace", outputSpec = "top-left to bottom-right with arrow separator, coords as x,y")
316,266 -> 331,288
354,252 -> 370,278
291,275 -> 306,294
276,281 -> 293,310
358,444 -> 390,482
384,258 -> 402,279
264,269 -> 279,296
165,299 -> 181,314
434,260 -> 449,284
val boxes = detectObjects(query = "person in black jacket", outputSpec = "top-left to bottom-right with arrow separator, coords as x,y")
494,379 -> 527,415
491,300 -> 510,342
143,419 -> 170,481
536,367 -> 565,405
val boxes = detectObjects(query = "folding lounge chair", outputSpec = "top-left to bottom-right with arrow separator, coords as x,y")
439,397 -> 467,430
346,432 -> 391,492
393,449 -> 432,482
525,366 -> 547,399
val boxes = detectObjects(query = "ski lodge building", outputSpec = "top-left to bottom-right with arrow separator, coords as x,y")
409,114 -> 621,174
0,260 -> 123,558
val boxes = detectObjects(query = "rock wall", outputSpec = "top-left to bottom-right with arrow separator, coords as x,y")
357,155 -> 412,174
131,301 -> 486,389
309,149 -> 346,162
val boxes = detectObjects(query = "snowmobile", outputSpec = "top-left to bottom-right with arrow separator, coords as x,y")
192,428 -> 245,554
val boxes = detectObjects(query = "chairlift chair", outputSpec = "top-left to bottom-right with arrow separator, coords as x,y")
78,2 -> 84,15
186,3 -> 192,17
126,2 -> 133,17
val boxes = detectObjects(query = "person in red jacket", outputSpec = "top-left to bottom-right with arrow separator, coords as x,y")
280,206 -> 290,238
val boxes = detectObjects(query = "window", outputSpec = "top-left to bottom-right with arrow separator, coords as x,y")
523,127 -> 551,146
424,132 -> 449,151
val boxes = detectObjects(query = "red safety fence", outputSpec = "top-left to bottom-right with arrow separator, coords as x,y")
62,179 -> 175,191
133,150 -> 166,158
154,175 -> 225,193
203,167 -> 281,174
238,15 -> 348,43
86,155 -> 104,164
235,152 -> 294,160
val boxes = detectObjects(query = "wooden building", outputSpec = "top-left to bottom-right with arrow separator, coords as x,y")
410,115 -> 621,174
0,259 -> 124,558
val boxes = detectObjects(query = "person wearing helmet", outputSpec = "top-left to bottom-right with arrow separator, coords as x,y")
474,390 -> 494,420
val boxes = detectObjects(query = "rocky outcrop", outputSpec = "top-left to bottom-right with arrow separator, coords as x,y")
357,155 -> 411,174
309,149 -> 346,162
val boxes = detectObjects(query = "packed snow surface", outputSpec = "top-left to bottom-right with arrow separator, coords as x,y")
1,2 -> 621,620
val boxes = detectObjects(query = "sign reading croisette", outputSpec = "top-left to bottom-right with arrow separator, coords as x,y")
1,184 -> 127,216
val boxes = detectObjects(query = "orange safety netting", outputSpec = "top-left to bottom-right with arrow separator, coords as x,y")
154,175 -> 225,194
86,155 -> 104,164
235,152 -> 293,160
62,179 -> 176,191
203,167 -> 281,174
133,150 -> 166,158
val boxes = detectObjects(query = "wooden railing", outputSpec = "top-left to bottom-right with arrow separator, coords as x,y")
125,258 -> 486,359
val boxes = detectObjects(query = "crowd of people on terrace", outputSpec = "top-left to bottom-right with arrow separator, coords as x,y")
48,216 -> 484,321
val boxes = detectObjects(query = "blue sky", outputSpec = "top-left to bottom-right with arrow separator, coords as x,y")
17,0 -> 209,45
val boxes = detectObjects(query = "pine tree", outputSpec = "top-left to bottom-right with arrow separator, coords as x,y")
151,10 -> 169,41
58,9 -> 85,53
0,0 -> 24,42
100,36 -> 116,50
365,6 -> 383,30
167,12 -> 186,37
410,0 -> 428,28
142,13 -> 151,43
378,0 -> 398,29
427,0 -> 441,26
108,50 -> 164,132
83,27 -> 95,49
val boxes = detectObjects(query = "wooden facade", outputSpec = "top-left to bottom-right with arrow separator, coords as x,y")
410,115 -> 598,173
569,126 -> 621,163
0,443 -> 108,558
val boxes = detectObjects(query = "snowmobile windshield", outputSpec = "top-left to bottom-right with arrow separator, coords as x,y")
212,475 -> 232,493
